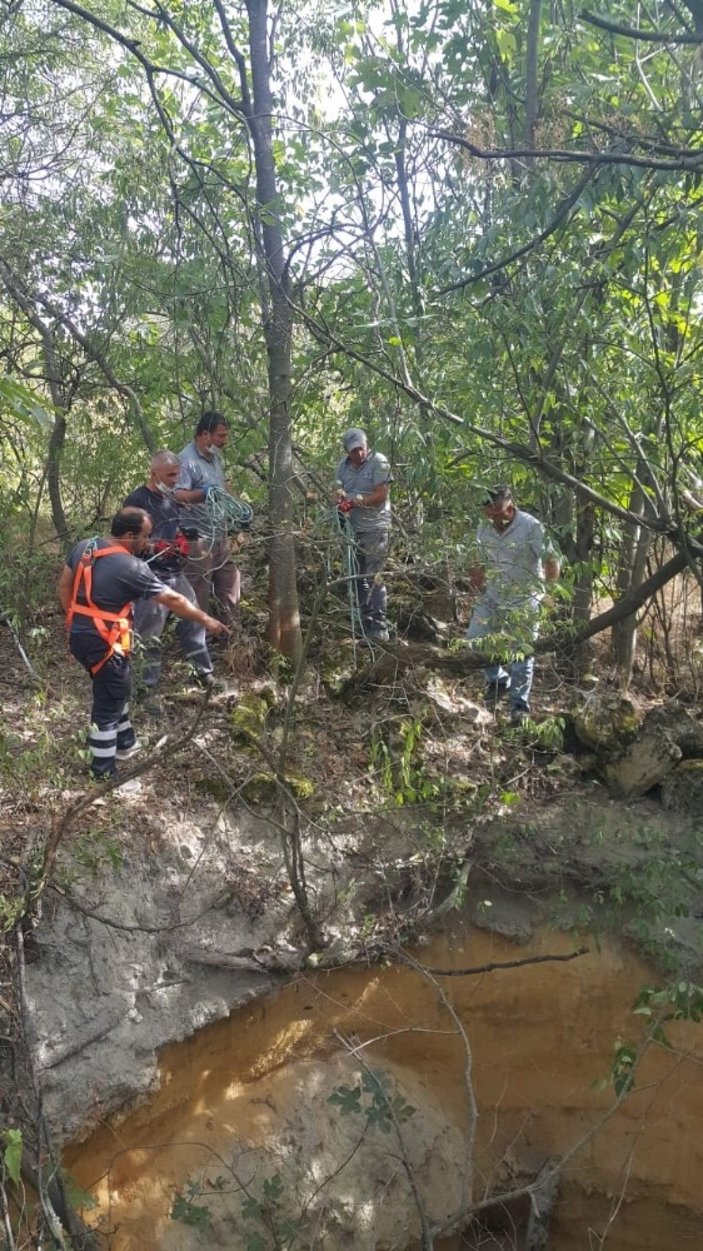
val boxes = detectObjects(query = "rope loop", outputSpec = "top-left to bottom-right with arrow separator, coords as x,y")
205,486 -> 254,536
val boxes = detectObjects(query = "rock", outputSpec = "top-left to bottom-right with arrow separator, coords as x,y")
644,702 -> 703,759
603,733 -> 681,798
229,689 -> 276,744
242,771 -> 316,801
572,691 -> 641,752
575,697 -> 702,798
156,1055 -> 466,1251
661,760 -> 703,816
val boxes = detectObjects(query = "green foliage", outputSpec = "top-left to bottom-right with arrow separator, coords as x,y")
610,1040 -> 638,1098
170,1177 -> 214,1229
603,980 -> 703,1101
0,894 -> 24,932
327,1084 -> 362,1117
0,0 -> 702,686
512,714 -> 566,751
0,377 -> 52,429
241,1172 -> 298,1249
369,719 -> 439,806
550,820 -> 702,966
328,1067 -> 416,1135
634,981 -> 703,1034
2,1127 -> 23,1186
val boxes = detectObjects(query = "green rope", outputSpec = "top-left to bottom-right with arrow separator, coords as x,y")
331,507 -> 370,653
204,486 -> 254,537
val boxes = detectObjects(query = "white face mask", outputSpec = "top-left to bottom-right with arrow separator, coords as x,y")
155,480 -> 174,496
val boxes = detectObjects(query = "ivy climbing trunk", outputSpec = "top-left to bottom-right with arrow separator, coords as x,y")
246,0 -> 302,665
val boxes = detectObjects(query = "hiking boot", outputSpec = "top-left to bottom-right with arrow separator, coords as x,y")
366,627 -> 390,642
510,706 -> 529,726
194,671 -> 224,691
116,739 -> 142,761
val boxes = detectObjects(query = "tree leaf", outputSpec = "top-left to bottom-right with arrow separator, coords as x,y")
3,1129 -> 23,1186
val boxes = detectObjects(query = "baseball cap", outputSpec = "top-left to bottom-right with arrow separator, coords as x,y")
481,483 -> 512,506
343,428 -> 367,452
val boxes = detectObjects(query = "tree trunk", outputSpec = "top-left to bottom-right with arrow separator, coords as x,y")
0,260 -> 70,544
47,410 -> 68,546
611,481 -> 655,684
246,0 -> 302,663
573,496 -> 595,623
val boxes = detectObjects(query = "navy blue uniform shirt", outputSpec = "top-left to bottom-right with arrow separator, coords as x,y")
66,539 -> 166,637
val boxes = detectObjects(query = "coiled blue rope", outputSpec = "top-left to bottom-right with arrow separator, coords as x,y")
204,486 -> 254,536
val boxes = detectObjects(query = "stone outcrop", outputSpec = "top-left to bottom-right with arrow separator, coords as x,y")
572,691 -> 641,752
661,760 -> 703,816
602,728 -> 682,798
574,695 -> 703,801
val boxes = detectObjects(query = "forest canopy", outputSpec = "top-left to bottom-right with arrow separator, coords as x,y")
1,0 -> 703,671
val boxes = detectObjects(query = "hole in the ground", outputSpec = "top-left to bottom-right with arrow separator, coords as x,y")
63,919 -> 703,1250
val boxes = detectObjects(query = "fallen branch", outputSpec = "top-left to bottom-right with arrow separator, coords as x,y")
422,946 -> 589,977
341,547 -> 690,697
0,612 -> 40,685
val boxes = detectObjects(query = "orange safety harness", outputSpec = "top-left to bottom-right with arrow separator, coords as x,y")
65,543 -> 133,676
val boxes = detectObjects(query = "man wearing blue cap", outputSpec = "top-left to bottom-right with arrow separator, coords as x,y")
466,484 -> 560,723
335,428 -> 392,640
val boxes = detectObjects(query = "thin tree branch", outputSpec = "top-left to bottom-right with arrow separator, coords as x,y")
580,9 -> 703,42
430,128 -> 703,171
421,947 -> 589,976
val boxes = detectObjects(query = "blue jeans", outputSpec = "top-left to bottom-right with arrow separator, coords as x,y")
466,596 -> 540,712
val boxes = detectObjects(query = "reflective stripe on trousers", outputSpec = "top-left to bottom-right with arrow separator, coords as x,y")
70,633 -> 136,777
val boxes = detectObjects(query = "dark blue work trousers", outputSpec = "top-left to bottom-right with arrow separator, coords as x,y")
70,632 -> 137,777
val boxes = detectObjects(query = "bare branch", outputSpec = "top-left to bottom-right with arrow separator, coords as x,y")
430,128 -> 703,171
420,946 -> 589,977
436,165 -> 596,295
580,9 -> 703,43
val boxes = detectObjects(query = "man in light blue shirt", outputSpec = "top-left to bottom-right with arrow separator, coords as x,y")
466,484 -> 560,723
335,428 -> 391,640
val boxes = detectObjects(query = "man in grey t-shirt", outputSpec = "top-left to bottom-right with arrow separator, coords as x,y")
335,427 -> 391,640
465,484 -> 560,723
175,411 -> 241,631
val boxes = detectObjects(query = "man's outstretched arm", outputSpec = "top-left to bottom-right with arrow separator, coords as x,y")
155,587 -> 229,635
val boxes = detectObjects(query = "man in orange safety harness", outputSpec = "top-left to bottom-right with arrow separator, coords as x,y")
58,507 -> 228,788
